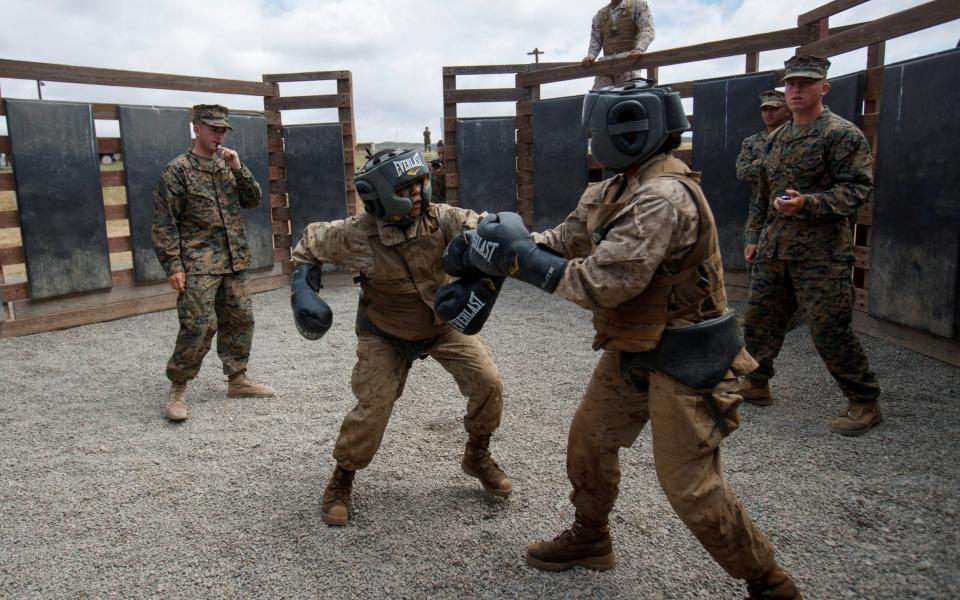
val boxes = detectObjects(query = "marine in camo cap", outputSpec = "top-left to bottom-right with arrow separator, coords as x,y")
741,54 -> 882,437
151,102 -> 274,422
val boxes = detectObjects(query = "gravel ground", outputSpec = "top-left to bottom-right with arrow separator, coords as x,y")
1,272 -> 958,599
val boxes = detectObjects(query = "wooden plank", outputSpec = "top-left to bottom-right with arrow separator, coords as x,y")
443,63 -> 575,76
107,236 -> 132,253
798,0 -> 870,25
274,246 -> 291,261
0,210 -> 17,228
857,204 -> 873,226
1,282 -> 29,302
92,104 -> 119,120
103,204 -> 129,220
854,245 -> 870,269
271,221 -> 288,235
444,88 -> 528,103
0,137 -> 9,153
262,70 -> 350,82
101,171 -> 125,187
800,0 -> 960,57
0,173 -> 14,192
264,94 -> 350,111
0,246 -> 25,266
97,138 -> 122,154
0,58 -> 274,96
852,311 -> 960,367
272,206 -> 291,221
745,52 -> 760,73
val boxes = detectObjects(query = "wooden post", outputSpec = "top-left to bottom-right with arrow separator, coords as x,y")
262,79 -> 292,268
442,69 -> 459,206
515,71 -> 539,229
745,51 -> 759,73
338,73 -> 358,216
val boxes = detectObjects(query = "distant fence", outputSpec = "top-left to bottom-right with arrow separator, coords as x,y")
440,0 -> 960,365
0,60 -> 357,337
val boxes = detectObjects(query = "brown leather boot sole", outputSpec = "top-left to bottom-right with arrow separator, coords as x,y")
321,504 -> 349,526
525,550 -> 616,571
462,463 -> 512,497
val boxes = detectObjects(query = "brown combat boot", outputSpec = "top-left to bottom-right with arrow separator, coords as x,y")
462,433 -> 512,497
746,564 -> 802,599
740,378 -> 773,406
321,466 -> 354,526
830,400 -> 883,436
226,373 -> 276,398
165,382 -> 188,421
526,514 -> 616,571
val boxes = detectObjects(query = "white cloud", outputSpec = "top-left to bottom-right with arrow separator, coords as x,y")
0,0 -> 957,143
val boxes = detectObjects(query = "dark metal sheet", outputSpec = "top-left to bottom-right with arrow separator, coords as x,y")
692,71 -> 779,272
118,105 -> 191,282
533,95 -> 588,232
226,113 -> 273,270
4,99 -> 112,299
826,71 -> 864,128
455,118 -> 517,215
283,123 -> 346,246
869,49 -> 960,339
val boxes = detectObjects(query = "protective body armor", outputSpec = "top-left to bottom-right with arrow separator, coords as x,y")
598,0 -> 639,56
354,206 -> 459,342
587,155 -> 727,352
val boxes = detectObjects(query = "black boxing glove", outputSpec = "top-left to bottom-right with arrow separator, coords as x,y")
434,274 -> 505,335
442,230 -> 481,277
467,211 -> 566,292
290,263 -> 333,340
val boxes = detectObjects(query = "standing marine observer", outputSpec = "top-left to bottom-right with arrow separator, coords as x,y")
152,104 -> 275,422
447,82 -> 801,598
289,148 -> 512,526
740,55 -> 882,435
582,0 -> 656,89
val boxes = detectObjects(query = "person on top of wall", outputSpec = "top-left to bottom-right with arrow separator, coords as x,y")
582,0 -> 656,89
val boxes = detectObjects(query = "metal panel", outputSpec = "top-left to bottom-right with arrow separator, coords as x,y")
692,71 -> 779,272
118,105 -> 191,282
4,99 -> 112,299
869,49 -> 960,339
283,123 -> 346,246
455,117 -> 516,215
226,113 -> 273,270
826,71 -> 865,128
533,95 -> 588,232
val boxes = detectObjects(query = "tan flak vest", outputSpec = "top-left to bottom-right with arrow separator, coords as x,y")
356,207 -> 455,342
587,155 -> 727,352
598,0 -> 640,56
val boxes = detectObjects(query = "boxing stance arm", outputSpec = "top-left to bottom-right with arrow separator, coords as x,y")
434,274 -> 505,335
466,212 -> 567,293
290,262 -> 333,340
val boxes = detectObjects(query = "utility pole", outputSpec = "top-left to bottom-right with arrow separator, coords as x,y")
36,80 -> 44,100
527,48 -> 544,64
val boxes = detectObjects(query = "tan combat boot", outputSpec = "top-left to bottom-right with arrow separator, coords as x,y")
462,433 -> 512,497
165,382 -> 188,421
740,378 -> 773,406
830,400 -> 883,436
746,564 -> 802,599
226,373 -> 276,398
526,514 -> 616,571
321,466 -> 354,526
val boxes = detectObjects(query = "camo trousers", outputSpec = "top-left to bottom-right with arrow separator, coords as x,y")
333,329 -> 503,471
165,271 -> 254,383
567,349 -> 777,581
744,259 -> 880,403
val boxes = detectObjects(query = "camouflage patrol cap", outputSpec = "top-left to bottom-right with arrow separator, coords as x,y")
192,104 -> 232,130
759,89 -> 786,108
782,55 -> 830,81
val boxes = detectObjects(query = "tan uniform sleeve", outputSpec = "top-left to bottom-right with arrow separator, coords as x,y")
436,204 -> 482,238
292,218 -> 372,273
554,180 -> 693,311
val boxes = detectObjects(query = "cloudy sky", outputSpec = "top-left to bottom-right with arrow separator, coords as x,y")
0,0 -> 957,144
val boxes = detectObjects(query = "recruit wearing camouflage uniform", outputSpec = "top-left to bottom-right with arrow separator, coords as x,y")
152,139 -> 263,383
586,0 -> 655,89
423,127 -> 431,153
292,203 -> 504,473
430,170 -> 446,203
744,60 -> 881,426
528,153 -> 784,582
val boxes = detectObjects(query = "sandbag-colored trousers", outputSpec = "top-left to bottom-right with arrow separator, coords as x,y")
567,350 -> 777,581
333,328 -> 503,471
165,271 -> 253,383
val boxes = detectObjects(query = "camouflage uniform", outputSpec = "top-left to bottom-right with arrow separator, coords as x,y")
292,203 -> 503,471
423,127 -> 431,153
152,149 -> 263,383
430,171 -> 446,204
531,153 -> 781,581
586,0 -> 656,89
744,107 -> 880,403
